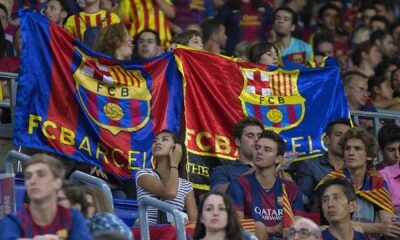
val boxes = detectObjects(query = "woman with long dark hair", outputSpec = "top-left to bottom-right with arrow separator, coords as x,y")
135,129 -> 197,224
193,191 -> 243,240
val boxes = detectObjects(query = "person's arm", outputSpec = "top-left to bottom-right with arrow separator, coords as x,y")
210,166 -> 230,192
373,98 -> 400,110
137,144 -> 182,200
185,189 -> 198,222
155,0 -> 176,18
351,210 -> 400,237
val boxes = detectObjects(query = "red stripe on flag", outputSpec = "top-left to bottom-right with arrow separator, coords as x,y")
84,15 -> 91,27
288,74 -> 293,95
283,73 -> 287,95
271,74 -> 276,95
47,24 -> 79,155
95,14 -> 101,28
111,67 -> 122,84
86,89 -> 99,121
286,104 -> 297,124
130,99 -> 142,127
131,0 -> 140,34
277,73 -> 281,95
117,68 -> 128,85
252,104 -> 263,123
127,71 -> 136,86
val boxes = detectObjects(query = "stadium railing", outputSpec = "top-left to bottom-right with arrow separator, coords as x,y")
350,110 -> 400,137
138,196 -> 186,240
69,170 -> 114,210
0,72 -> 18,139
4,150 -> 31,173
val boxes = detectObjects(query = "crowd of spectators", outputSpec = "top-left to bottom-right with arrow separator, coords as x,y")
2,0 -> 400,239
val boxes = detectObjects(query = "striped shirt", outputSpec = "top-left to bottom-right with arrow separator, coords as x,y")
65,10 -> 120,41
136,169 -> 193,224
119,0 -> 175,48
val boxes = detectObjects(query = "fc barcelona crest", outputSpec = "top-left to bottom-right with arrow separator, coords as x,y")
239,68 -> 305,133
72,48 -> 151,135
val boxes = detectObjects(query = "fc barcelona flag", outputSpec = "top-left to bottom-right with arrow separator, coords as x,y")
13,10 -> 183,180
175,46 -> 349,190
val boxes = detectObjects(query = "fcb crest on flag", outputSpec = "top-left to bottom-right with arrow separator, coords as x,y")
72,48 -> 152,135
239,68 -> 305,133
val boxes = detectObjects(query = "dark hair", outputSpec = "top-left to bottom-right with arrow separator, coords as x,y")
378,124 -> 400,149
318,3 -> 340,20
171,30 -> 201,46
258,130 -> 286,156
274,7 -> 298,26
339,127 -> 378,169
326,119 -> 351,137
312,32 -> 334,51
132,29 -> 161,59
61,181 -> 89,217
370,30 -> 391,45
341,71 -> 368,87
370,15 -> 390,29
351,41 -> 375,66
201,18 -> 222,43
233,116 -> 264,140
154,129 -> 188,179
248,42 -> 276,64
319,178 -> 357,207
373,0 -> 394,11
192,192 -> 242,240
368,75 -> 387,97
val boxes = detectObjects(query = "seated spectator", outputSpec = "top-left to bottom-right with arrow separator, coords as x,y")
226,130 -> 304,240
273,7 -> 312,65
342,71 -> 376,111
170,30 -> 203,49
351,41 -> 382,78
369,15 -> 390,32
234,41 -> 251,61
320,178 -> 367,240
317,128 -> 400,238
379,161 -> 400,212
44,0 -> 69,27
83,185 -> 113,218
312,32 -> 334,57
94,23 -> 133,60
135,129 -> 197,224
375,123 -> 400,170
201,18 -> 227,55
65,0 -> 119,42
368,75 -> 400,110
359,4 -> 377,29
247,42 -> 279,66
57,180 -> 89,217
391,67 -> 400,98
210,116 -> 263,192
296,118 -> 351,211
287,217 -> 321,240
370,30 -> 397,59
192,192 -> 242,240
0,154 -> 91,239
132,29 -> 162,60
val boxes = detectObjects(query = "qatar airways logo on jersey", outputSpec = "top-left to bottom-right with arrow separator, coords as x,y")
254,207 -> 283,221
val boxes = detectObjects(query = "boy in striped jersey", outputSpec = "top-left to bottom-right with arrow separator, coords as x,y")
65,0 -> 119,42
0,154 -> 91,239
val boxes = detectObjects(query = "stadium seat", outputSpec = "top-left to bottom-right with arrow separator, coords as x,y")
113,198 -> 139,226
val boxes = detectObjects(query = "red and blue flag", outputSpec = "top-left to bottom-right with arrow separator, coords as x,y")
14,10 -> 183,180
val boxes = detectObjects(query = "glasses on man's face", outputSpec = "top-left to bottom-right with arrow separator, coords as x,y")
287,228 -> 316,239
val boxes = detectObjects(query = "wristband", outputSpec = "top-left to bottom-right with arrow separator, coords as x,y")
170,166 -> 178,169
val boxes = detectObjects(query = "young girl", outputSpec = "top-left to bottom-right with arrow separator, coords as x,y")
135,129 -> 197,224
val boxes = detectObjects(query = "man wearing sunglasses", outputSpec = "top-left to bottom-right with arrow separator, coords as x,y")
287,217 -> 321,240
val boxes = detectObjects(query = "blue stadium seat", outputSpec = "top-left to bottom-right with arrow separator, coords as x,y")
113,198 -> 139,226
